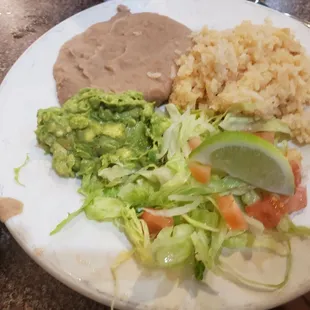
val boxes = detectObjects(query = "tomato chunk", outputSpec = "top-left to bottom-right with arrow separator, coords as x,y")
253,132 -> 275,144
189,162 -> 211,184
290,160 -> 302,187
287,148 -> 302,166
141,210 -> 173,235
245,196 -> 287,229
286,148 -> 302,189
216,195 -> 248,230
188,136 -> 202,150
282,186 -> 307,214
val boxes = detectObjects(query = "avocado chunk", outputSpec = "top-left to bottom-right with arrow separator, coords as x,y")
35,89 -> 171,188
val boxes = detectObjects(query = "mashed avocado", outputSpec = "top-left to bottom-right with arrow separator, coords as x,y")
36,88 -> 171,192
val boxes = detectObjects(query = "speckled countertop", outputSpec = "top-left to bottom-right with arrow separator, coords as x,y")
1,1 -> 310,309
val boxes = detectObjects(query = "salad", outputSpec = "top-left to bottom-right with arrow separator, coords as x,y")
35,88 -> 309,290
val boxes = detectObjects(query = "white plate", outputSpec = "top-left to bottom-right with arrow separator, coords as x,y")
1,0 -> 310,309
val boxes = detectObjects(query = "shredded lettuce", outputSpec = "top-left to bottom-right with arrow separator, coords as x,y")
223,232 -> 249,248
158,104 -> 218,159
85,197 -> 124,221
98,165 -> 134,182
118,181 -> 155,206
189,218 -> 229,271
216,239 -> 292,290
169,176 -> 253,197
122,208 -> 154,265
143,198 -> 202,217
14,154 -> 29,186
152,224 -> 194,267
138,166 -> 173,185
50,187 -> 101,236
224,232 -> 288,256
110,249 -> 135,310
119,173 -> 253,209
191,209 -> 219,228
241,190 -> 261,206
207,218 -> 228,269
168,194 -> 202,202
277,216 -> 310,236
182,214 -> 219,232
50,207 -> 84,235
219,113 -> 291,135
205,176 -> 254,196
112,154 -> 253,211
191,229 -> 210,267
244,215 -> 265,235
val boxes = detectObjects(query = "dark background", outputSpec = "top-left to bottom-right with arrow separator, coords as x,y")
1,1 -> 310,309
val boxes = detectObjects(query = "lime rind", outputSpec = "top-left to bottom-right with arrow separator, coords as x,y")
189,132 -> 295,195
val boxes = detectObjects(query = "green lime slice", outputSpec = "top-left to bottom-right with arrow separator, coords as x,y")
189,132 -> 295,195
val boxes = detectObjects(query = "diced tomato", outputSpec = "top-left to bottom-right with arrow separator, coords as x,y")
216,195 -> 248,230
141,210 -> 173,235
189,162 -> 211,184
245,195 -> 288,229
281,186 -> 307,214
287,148 -> 302,166
286,148 -> 302,188
253,132 -> 275,144
246,185 -> 308,228
289,160 -> 302,187
188,136 -> 202,150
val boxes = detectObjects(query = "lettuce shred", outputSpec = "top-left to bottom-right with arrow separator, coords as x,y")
14,154 -> 29,186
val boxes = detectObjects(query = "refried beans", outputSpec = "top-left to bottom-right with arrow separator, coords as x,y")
0,197 -> 23,223
53,7 -> 192,105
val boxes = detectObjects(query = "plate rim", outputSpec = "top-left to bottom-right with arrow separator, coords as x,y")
2,0 -> 310,309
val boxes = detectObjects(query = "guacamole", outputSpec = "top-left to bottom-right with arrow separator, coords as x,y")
36,88 -> 171,192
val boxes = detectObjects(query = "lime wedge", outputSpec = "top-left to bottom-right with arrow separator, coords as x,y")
189,132 -> 295,195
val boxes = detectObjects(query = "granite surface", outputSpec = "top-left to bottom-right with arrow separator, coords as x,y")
1,0 -> 310,309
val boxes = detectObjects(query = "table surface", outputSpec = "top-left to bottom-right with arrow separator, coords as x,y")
1,0 -> 310,309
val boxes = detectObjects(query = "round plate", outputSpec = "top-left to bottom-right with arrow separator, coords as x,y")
1,0 -> 310,309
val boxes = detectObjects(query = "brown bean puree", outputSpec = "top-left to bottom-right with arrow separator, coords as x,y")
54,7 -> 192,104
0,197 -> 23,222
